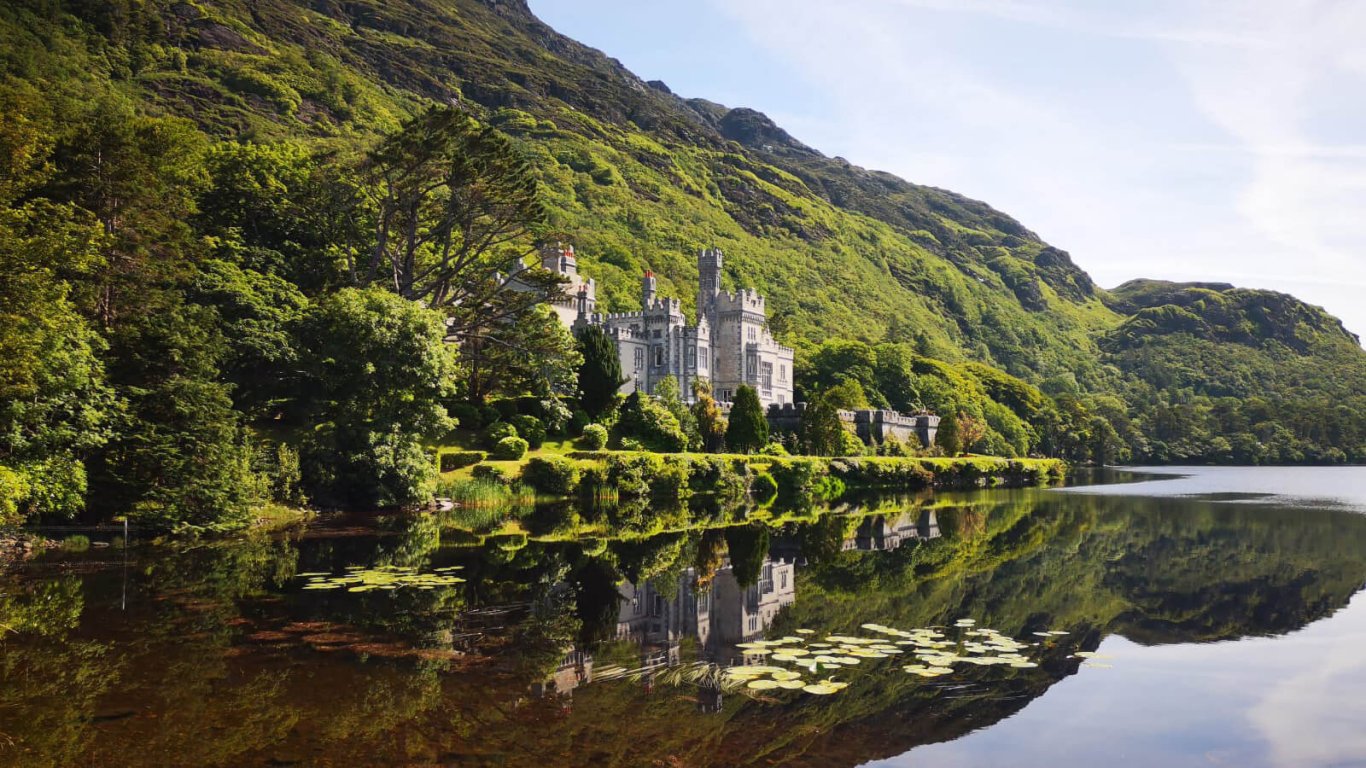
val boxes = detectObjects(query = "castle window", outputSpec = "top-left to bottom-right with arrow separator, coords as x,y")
633,348 -> 644,370
688,345 -> 696,366
779,364 -> 787,382
761,362 -> 773,390
654,347 -> 665,367
747,327 -> 757,341
652,329 -> 662,339
699,348 -> 708,370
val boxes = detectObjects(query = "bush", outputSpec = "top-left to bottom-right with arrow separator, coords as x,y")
511,415 -> 547,449
448,403 -> 484,430
759,442 -> 790,456
481,421 -> 518,448
472,464 -> 512,484
522,456 -> 580,496
439,451 -> 486,472
613,392 -> 687,452
492,436 -> 528,460
579,423 -> 608,450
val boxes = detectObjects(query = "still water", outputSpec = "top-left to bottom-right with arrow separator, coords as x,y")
3,467 -> 1366,767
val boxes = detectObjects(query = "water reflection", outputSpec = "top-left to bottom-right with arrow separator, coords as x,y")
4,477 -> 1366,766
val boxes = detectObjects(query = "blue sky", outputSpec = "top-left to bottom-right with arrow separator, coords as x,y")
530,0 -> 1366,339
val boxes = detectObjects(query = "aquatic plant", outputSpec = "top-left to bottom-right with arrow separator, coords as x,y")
296,564 -> 465,593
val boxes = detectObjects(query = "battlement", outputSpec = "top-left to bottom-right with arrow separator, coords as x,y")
713,288 -> 766,313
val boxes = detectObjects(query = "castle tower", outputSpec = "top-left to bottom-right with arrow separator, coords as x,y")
697,248 -> 723,320
541,242 -> 577,276
642,270 -> 658,308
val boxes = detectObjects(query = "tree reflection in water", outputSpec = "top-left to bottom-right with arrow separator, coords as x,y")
3,490 -> 1366,766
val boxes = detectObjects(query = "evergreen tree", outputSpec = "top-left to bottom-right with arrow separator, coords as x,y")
576,325 -> 625,419
725,385 -> 769,454
799,395 -> 846,456
936,410 -> 962,456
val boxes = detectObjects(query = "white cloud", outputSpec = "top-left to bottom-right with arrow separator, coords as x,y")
709,0 -> 1366,338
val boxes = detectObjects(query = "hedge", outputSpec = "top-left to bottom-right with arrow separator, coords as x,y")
439,451 -> 486,473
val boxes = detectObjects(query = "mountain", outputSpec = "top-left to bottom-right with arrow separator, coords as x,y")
2,0 -> 1363,464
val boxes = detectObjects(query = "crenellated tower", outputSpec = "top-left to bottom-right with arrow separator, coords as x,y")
697,248 -> 723,322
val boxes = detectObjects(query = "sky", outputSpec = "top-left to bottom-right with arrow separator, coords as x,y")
529,0 -> 1366,340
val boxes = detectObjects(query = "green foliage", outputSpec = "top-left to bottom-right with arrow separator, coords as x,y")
438,451 -> 486,472
575,325 -> 624,419
521,456 -> 581,496
93,301 -> 260,531
492,436 -> 529,461
614,392 -> 687,453
725,385 -> 769,454
510,415 -> 547,449
691,380 -> 727,453
293,287 -> 457,508
652,376 -> 699,450
936,411 -> 962,456
578,423 -> 609,450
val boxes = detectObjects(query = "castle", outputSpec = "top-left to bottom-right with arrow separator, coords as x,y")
541,243 -> 795,406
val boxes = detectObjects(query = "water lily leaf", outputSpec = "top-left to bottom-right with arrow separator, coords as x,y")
747,679 -> 779,690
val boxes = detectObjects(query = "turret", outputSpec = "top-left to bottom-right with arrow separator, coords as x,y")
697,248 -> 723,319
642,270 -> 658,307
540,242 -> 577,276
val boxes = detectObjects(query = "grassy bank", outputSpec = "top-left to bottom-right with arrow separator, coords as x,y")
434,446 -> 1064,504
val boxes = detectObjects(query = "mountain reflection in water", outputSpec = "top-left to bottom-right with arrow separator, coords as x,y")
4,470 -> 1366,767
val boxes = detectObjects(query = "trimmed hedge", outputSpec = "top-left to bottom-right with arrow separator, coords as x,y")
439,451 -> 486,473
579,423 -> 608,450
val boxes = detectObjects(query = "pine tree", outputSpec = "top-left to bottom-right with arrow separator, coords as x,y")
936,411 -> 962,456
725,385 -> 769,454
576,325 -> 625,419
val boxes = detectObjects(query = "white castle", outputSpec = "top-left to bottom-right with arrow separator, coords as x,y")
540,243 -> 795,406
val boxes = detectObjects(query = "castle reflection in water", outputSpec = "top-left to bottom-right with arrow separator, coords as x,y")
533,509 -> 940,704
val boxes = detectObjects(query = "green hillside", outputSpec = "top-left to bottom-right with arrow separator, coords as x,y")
2,0 -> 1365,533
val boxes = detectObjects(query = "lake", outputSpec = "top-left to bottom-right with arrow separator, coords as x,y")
3,466 -> 1366,767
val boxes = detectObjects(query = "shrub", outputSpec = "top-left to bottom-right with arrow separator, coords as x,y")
479,405 -> 501,428
511,415 -> 547,449
439,451 -> 486,472
579,423 -> 608,450
614,392 -> 687,452
492,436 -> 528,460
481,421 -> 518,448
606,453 -> 655,497
522,456 -> 580,496
759,442 -> 789,457
472,464 -> 512,483
448,403 -> 484,430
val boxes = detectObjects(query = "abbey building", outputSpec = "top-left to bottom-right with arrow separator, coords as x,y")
540,243 -> 795,407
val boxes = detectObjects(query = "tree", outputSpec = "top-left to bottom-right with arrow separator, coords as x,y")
936,411 -> 962,456
613,392 -> 687,452
823,378 -> 871,410
957,413 -> 989,454
576,325 -> 624,419
353,107 -> 557,336
725,385 -> 769,454
456,304 -> 581,403
691,380 -> 727,453
90,301 -> 259,531
799,395 -> 845,456
652,376 -> 699,449
293,287 -> 458,508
